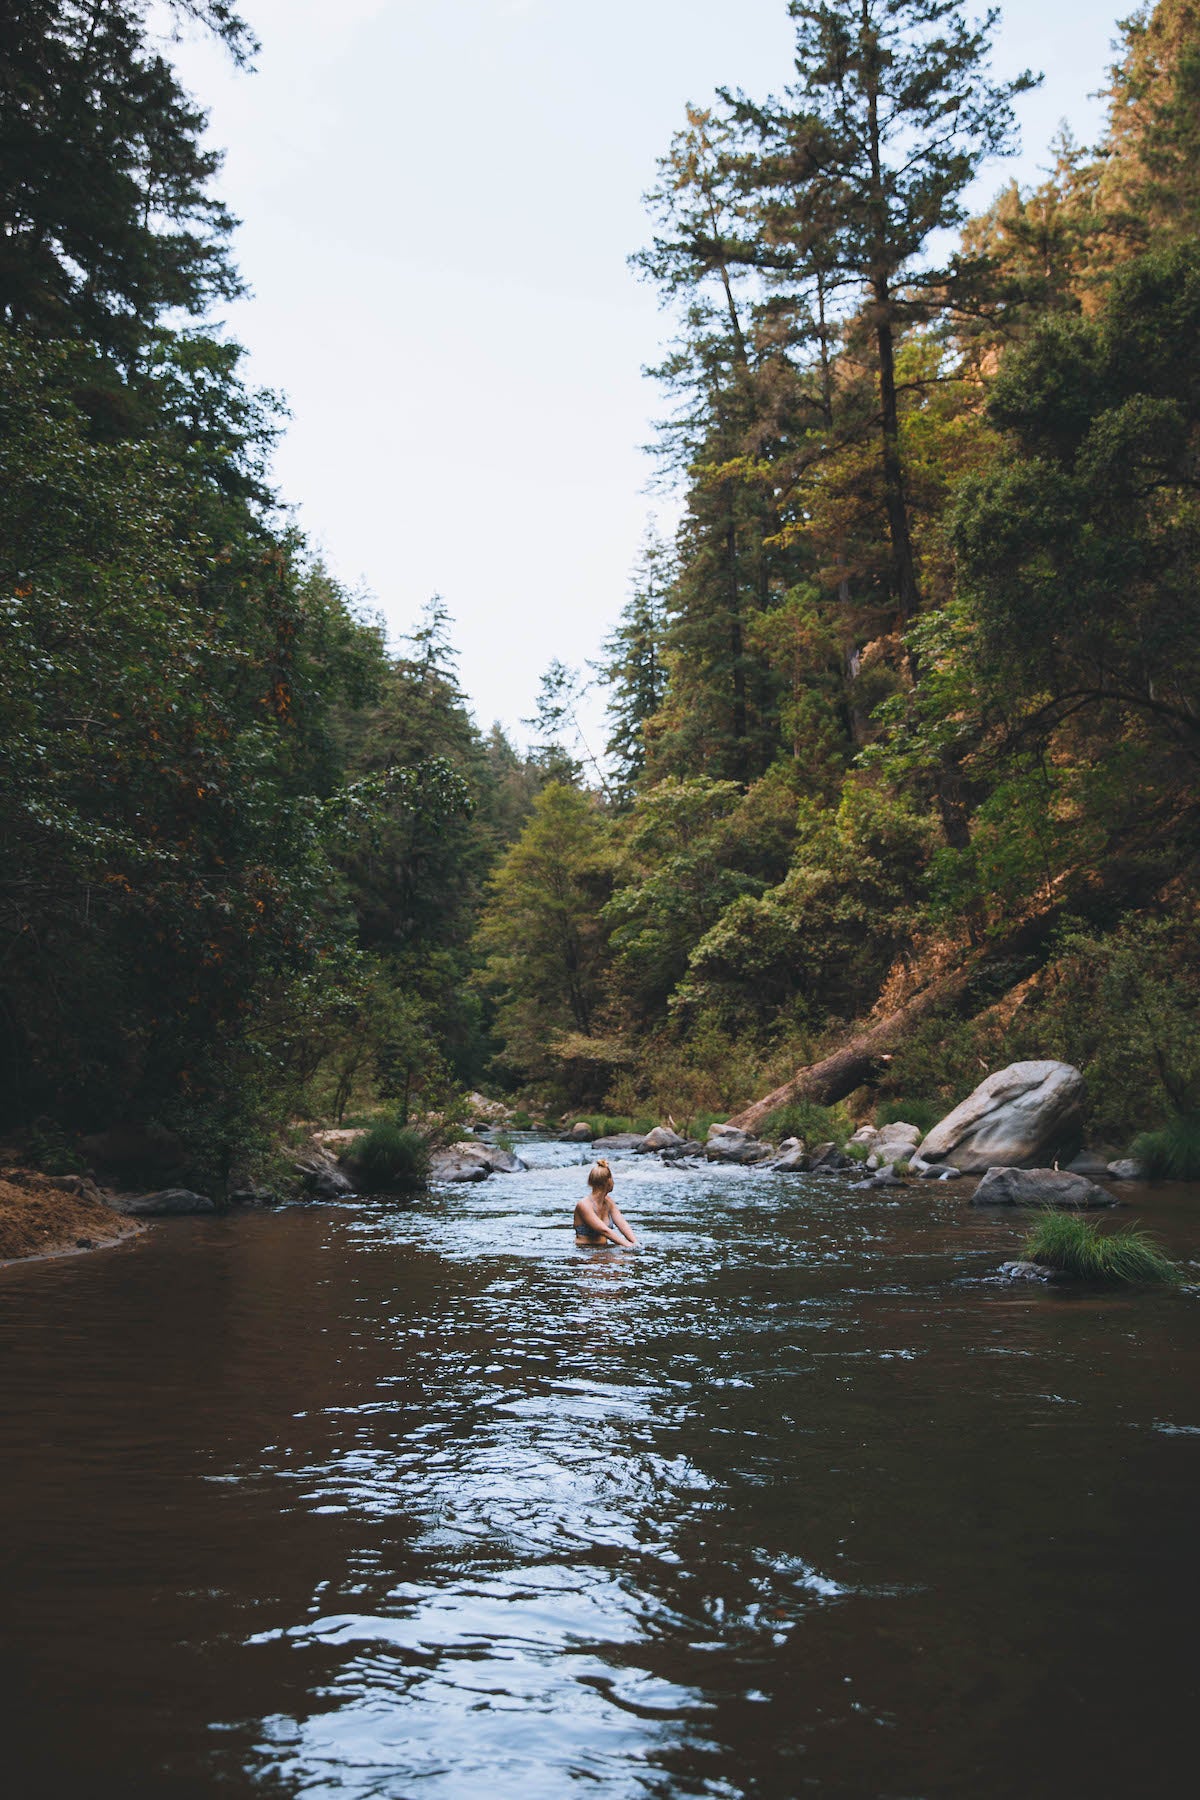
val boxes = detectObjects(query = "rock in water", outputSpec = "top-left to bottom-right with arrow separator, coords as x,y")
807,1142 -> 852,1173
1106,1158 -> 1146,1181
106,1188 -> 215,1216
705,1125 -> 773,1164
917,1062 -> 1085,1173
999,1259 -> 1068,1284
641,1126 -> 686,1153
592,1133 -> 645,1152
293,1148 -> 355,1199
560,1122 -> 594,1143
971,1167 -> 1118,1208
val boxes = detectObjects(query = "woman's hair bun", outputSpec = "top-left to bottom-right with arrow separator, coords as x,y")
587,1158 -> 614,1189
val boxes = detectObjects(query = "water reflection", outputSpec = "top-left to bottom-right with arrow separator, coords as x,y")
0,1148 -> 1197,1797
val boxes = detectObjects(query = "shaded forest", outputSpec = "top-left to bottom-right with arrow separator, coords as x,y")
3,0 -> 1199,1187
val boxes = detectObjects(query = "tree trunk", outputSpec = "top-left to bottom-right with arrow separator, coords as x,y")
726,969 -> 973,1134
873,286 -> 920,627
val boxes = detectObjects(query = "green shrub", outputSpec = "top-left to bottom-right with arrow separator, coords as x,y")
352,1124 -> 430,1195
1131,1112 -> 1200,1181
1022,1212 -> 1182,1285
509,1111 -> 533,1131
893,1159 -> 912,1177
761,1098 -> 851,1146
876,1097 -> 940,1134
845,1140 -> 870,1163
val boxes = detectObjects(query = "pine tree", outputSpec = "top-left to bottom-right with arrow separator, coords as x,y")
599,529 -> 673,802
726,0 -> 1037,625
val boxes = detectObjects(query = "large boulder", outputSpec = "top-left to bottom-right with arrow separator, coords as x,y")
293,1148 -> 355,1199
874,1122 -> 922,1162
1107,1158 -> 1146,1182
641,1126 -> 687,1153
705,1124 -> 773,1165
592,1133 -> 645,1152
970,1167 -> 1118,1209
917,1062 -> 1085,1173
560,1122 -> 594,1143
807,1141 -> 853,1174
768,1137 -> 808,1173
105,1188 -> 215,1216
429,1152 -> 490,1183
430,1141 -> 526,1181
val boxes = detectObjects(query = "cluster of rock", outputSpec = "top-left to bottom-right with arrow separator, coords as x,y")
554,1061 -> 1149,1212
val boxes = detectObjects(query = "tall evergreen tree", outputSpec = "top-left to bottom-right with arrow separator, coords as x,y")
599,528 -> 673,802
726,0 -> 1037,625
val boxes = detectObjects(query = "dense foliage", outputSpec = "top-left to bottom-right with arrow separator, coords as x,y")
0,1 -> 542,1185
477,0 -> 1200,1148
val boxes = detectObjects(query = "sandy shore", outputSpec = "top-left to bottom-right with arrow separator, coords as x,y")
0,1168 -> 145,1265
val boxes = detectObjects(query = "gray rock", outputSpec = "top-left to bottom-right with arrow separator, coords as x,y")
661,1139 -> 704,1161
293,1148 -> 355,1199
228,1186 -> 277,1207
431,1141 -> 526,1180
849,1125 -> 879,1149
808,1142 -> 852,1174
429,1154 -> 490,1183
704,1122 -> 774,1164
999,1259 -> 1069,1284
971,1167 -> 1118,1209
769,1146 -> 810,1173
641,1126 -> 687,1153
874,1123 -> 922,1160
1106,1158 -> 1146,1181
106,1187 -> 215,1217
871,1163 -> 903,1186
592,1133 -> 646,1152
560,1122 -> 594,1143
917,1061 -> 1085,1173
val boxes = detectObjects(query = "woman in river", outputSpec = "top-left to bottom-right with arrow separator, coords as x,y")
573,1158 -> 639,1249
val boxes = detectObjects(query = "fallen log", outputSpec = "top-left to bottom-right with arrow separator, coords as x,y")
726,969 -> 972,1134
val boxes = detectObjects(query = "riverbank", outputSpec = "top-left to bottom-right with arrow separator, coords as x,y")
0,1168 -> 144,1265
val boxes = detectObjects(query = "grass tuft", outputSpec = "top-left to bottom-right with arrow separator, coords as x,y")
1022,1211 -> 1182,1285
352,1123 -> 430,1195
1131,1112 -> 1200,1181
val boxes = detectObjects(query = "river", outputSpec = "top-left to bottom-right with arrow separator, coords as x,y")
1,1138 -> 1197,1797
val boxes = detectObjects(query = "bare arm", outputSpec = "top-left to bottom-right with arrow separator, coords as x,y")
606,1200 -> 638,1247
575,1194 -> 629,1247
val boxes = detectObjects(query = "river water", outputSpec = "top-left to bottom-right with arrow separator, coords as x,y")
1,1139 -> 1198,1798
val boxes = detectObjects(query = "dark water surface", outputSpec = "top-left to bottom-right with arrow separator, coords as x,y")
2,1142 -> 1198,1798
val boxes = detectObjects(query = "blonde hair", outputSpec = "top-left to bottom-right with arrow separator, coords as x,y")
587,1158 -> 613,1194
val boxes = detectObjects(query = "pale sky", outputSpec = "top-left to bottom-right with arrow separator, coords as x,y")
169,0 -> 1126,747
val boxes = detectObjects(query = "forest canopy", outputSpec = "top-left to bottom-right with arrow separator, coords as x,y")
3,0 -> 1199,1181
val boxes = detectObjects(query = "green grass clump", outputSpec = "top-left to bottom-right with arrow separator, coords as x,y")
845,1140 -> 870,1163
875,1097 -> 940,1134
579,1113 -> 658,1138
508,1110 -> 533,1131
1022,1212 -> 1182,1285
1131,1112 -> 1200,1181
761,1099 -> 851,1146
352,1123 -> 430,1195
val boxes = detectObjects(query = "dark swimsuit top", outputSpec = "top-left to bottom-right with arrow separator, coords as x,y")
573,1202 -> 607,1241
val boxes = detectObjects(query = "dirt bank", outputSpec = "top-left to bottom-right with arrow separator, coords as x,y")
0,1168 -> 145,1265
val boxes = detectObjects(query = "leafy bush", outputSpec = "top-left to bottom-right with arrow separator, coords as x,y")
1022,1213 -> 1181,1285
509,1111 -> 533,1131
352,1124 -> 430,1195
1131,1113 -> 1200,1181
845,1140 -> 870,1163
876,1097 -> 940,1134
